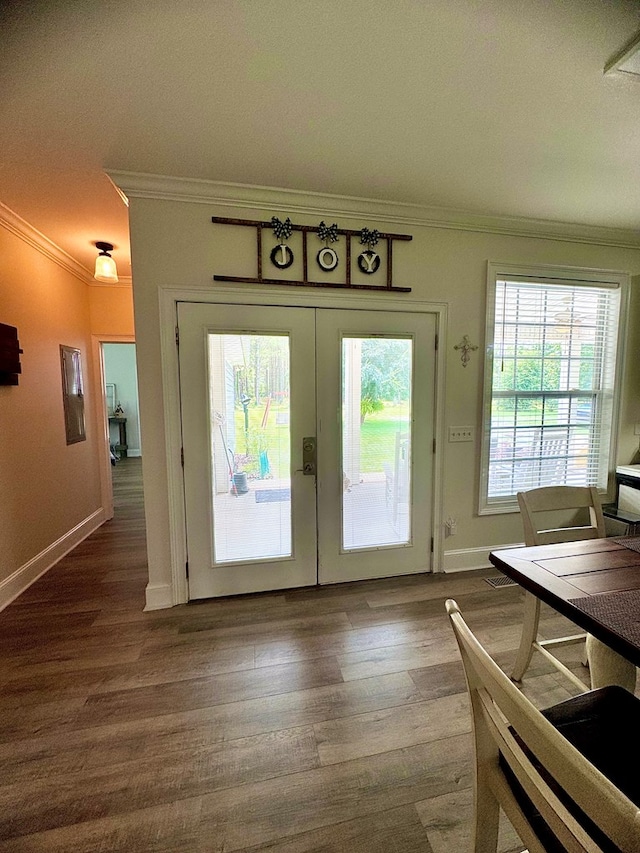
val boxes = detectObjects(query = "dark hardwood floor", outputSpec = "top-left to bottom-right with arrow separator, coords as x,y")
0,459 -> 595,852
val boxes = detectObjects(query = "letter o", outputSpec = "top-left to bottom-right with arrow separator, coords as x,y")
317,247 -> 339,272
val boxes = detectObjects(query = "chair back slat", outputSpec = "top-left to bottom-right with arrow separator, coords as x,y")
477,692 -> 597,852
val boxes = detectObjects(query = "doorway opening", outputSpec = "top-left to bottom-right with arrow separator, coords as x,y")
92,335 -> 139,521
103,342 -> 142,463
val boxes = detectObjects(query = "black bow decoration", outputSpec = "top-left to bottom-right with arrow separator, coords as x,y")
318,221 -> 339,244
271,216 -> 293,243
360,228 -> 380,248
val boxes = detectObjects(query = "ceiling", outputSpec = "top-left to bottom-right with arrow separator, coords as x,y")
2,0 -> 640,280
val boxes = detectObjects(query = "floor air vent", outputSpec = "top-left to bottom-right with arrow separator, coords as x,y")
485,575 -> 517,588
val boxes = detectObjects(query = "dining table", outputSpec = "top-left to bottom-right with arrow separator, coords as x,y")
489,535 -> 640,691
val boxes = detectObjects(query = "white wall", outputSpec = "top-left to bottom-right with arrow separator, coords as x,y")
103,343 -> 142,456
116,174 -> 640,608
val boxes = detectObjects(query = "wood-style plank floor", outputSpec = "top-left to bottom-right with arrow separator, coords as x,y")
0,459 -> 598,852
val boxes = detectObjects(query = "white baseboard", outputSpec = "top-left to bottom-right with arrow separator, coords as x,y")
125,450 -> 142,457
442,543 -> 523,573
144,582 -> 174,610
0,508 -> 107,612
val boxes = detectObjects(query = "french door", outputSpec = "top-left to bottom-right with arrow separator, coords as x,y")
178,301 -> 436,599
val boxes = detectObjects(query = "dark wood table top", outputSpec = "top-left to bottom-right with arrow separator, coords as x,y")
489,537 -> 640,668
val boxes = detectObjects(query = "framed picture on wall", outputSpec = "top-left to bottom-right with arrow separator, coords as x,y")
60,345 -> 86,444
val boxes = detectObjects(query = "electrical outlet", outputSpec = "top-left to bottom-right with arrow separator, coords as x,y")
448,426 -> 475,442
635,423 -> 640,436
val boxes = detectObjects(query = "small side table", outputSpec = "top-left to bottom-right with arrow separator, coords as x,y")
603,464 -> 640,534
613,464 -> 640,504
109,416 -> 128,458
602,504 -> 640,535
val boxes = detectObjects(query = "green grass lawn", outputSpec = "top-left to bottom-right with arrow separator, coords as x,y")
232,404 -> 291,479
359,406 -> 410,472
230,401 -> 410,479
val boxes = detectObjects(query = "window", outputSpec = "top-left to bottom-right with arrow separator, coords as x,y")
480,263 -> 627,514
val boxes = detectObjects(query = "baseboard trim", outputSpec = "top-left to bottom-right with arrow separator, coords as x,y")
0,508 -> 107,612
442,543 -> 523,573
144,583 -> 174,610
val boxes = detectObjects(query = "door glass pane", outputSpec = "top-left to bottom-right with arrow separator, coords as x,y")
207,333 -> 291,563
342,337 -> 412,550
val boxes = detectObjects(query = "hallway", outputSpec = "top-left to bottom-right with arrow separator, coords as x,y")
0,459 -> 590,852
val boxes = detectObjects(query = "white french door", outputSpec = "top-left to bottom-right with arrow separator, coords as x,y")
178,301 -> 436,600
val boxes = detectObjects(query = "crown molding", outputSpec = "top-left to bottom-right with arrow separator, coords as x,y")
107,170 -> 640,250
0,202 -> 93,283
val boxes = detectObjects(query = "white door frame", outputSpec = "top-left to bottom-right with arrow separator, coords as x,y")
159,285 -> 448,605
91,334 -> 136,521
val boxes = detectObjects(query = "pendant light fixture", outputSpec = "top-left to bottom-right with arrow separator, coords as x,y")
94,242 -> 119,283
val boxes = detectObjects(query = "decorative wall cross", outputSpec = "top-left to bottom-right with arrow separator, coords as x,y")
454,335 -> 479,367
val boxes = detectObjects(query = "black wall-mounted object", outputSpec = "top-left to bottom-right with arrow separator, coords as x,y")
0,323 -> 23,386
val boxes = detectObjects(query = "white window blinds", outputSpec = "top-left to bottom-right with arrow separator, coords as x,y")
482,271 -> 623,511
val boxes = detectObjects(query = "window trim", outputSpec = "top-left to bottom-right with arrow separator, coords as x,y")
479,262 -> 629,515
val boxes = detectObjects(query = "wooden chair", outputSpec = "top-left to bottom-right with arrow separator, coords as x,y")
445,599 -> 640,852
511,485 -> 605,690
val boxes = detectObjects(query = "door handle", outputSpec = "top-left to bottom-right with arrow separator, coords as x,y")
301,436 -> 316,475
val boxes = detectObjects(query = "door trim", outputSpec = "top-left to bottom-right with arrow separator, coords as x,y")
158,285 -> 448,606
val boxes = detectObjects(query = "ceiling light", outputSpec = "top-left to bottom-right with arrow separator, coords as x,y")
604,31 -> 640,79
94,242 -> 119,283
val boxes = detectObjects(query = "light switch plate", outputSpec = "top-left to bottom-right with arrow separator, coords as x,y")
448,426 -> 475,442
